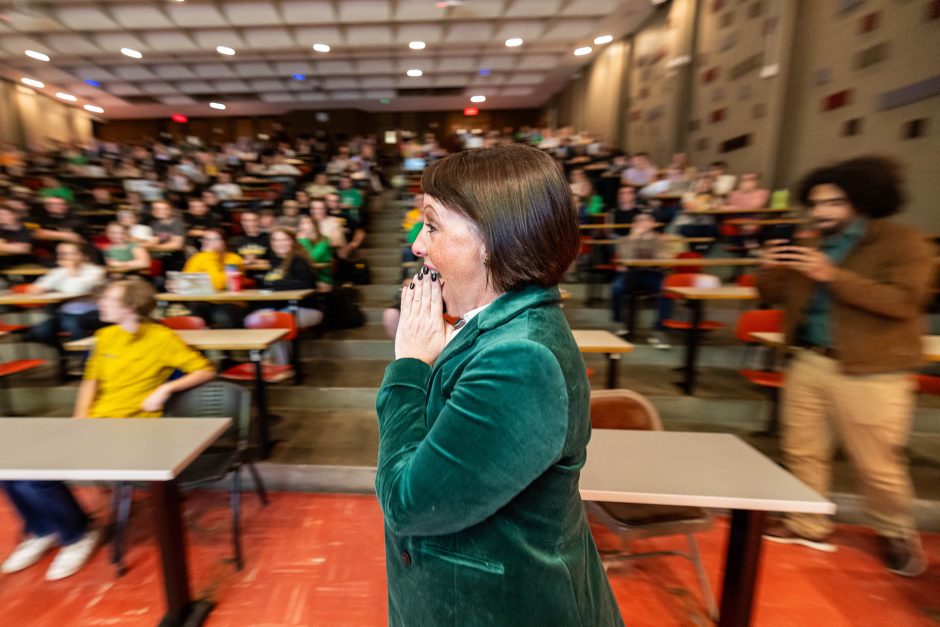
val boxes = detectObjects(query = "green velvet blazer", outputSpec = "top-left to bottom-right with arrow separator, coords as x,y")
376,285 -> 623,626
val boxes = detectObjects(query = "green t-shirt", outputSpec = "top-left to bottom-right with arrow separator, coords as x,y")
39,186 -> 74,202
338,188 -> 364,209
105,242 -> 137,262
299,237 -> 334,284
406,221 -> 423,244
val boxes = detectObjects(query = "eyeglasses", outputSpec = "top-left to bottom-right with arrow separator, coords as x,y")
805,198 -> 849,208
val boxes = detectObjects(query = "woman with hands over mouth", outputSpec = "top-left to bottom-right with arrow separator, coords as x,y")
376,144 -> 623,626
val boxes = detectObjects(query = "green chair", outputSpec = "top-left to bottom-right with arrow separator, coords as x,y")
110,381 -> 269,575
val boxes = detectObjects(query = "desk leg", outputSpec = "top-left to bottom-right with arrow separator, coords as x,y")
681,301 -> 703,395
605,353 -> 620,389
288,299 -> 302,385
250,349 -> 272,459
626,290 -> 638,337
153,480 -> 213,627
718,509 -> 767,627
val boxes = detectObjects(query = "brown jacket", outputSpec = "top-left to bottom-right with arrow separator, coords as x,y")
757,219 -> 935,375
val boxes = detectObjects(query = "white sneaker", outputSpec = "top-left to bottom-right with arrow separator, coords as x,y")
45,529 -> 100,581
1,534 -> 59,574
648,334 -> 672,350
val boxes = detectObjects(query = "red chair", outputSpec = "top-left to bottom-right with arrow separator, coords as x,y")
661,273 -> 725,331
0,358 -> 48,413
735,309 -> 785,433
220,311 -> 298,384
915,374 -> 940,395
161,316 -> 207,331
735,274 -> 758,287
674,251 -> 703,274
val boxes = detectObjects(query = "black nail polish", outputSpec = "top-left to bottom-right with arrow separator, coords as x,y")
431,272 -> 438,281
423,266 -> 430,275
417,272 -> 423,280
409,283 -> 415,289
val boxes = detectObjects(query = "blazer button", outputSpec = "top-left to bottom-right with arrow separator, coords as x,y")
400,551 -> 412,566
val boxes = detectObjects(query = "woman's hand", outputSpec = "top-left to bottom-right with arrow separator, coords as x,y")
395,267 -> 453,366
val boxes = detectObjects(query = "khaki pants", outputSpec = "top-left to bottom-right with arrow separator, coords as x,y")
781,350 -> 917,539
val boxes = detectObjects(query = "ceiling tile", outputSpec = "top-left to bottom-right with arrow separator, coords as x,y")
437,57 -> 476,72
395,0 -> 444,21
154,65 -> 197,80
338,0 -> 391,22
494,20 -> 546,41
541,18 -> 598,41
234,63 -> 275,78
397,58 -> 437,72
260,93 -> 297,103
192,63 -> 237,79
43,34 -> 102,55
322,77 -> 360,90
478,55 -> 519,70
331,91 -> 364,100
250,79 -> 288,91
446,23 -> 494,43
0,35 -> 52,56
434,74 -> 468,87
396,23 -> 444,44
470,73 -> 507,86
213,80 -> 252,93
315,60 -> 356,75
175,81 -> 215,94
516,54 -> 560,70
159,95 -> 196,105
94,32 -> 148,53
244,28 -> 295,50
364,90 -> 396,99
281,1 -> 337,23
55,7 -> 121,31
561,0 -> 624,16
360,77 -> 396,88
2,10 -> 65,33
500,86 -> 535,96
70,66 -> 118,81
112,66 -> 159,81
271,61 -> 311,75
224,2 -> 282,26
192,30 -> 247,51
296,92 -> 328,102
397,76 -> 432,88
143,32 -> 200,53
288,79 -> 317,90
507,72 -> 545,84
106,82 -> 144,96
293,26 -> 345,46
166,3 -> 228,28
504,0 -> 562,17
357,59 -> 395,74
449,0 -> 507,19
111,5 -> 174,29
346,25 -> 394,46
139,82 -> 180,95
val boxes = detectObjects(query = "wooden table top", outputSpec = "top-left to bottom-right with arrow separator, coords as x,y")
750,331 -> 940,361
685,207 -> 795,216
618,258 -> 760,268
664,286 -> 759,300
0,265 -> 50,276
0,291 -> 75,305
572,329 -> 635,354
156,289 -> 314,303
64,328 -> 288,352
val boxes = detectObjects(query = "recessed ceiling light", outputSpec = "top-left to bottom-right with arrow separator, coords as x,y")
120,48 -> 142,59
574,46 -> 593,56
209,102 -> 226,110
505,38 -> 523,47
312,43 -> 330,53
470,95 -> 486,103
292,73 -> 305,81
20,78 -> 44,88
83,104 -> 104,114
406,69 -> 423,77
216,45 -> 235,56
84,79 -> 102,88
409,41 -> 426,50
56,92 -> 77,102
479,68 -> 491,76
25,50 -> 50,62
594,35 -> 613,45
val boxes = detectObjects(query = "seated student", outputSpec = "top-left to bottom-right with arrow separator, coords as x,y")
569,168 -> 594,204
245,228 -> 323,365
34,196 -> 86,245
200,189 -> 229,224
667,175 -> 719,247
294,190 -> 311,212
276,200 -> 301,232
337,175 -> 364,211
0,280 -> 215,582
0,204 -> 34,268
708,160 -> 737,197
722,171 -> 770,211
144,201 -> 186,271
607,186 -> 645,237
102,222 -> 150,274
310,199 -> 347,252
116,208 -> 153,244
326,192 -> 364,259
296,216 -> 334,288
209,171 -> 242,201
231,211 -> 270,263
621,153 -> 658,187
26,242 -> 106,348
183,198 -> 220,253
38,177 -> 74,203
304,172 -> 337,199
610,212 -> 673,348
181,228 -> 244,328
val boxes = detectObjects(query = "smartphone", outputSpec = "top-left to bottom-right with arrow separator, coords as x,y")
760,223 -> 797,245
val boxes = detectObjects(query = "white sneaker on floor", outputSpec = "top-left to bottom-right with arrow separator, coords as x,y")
1,534 -> 59,574
648,334 -> 672,350
45,529 -> 100,581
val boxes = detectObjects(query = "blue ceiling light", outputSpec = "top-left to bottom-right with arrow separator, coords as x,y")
84,79 -> 102,88
479,68 -> 491,76
292,73 -> 305,81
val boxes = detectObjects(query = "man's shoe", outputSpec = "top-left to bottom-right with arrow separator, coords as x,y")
763,523 -> 836,553
615,329 -> 630,338
648,333 -> 672,350
1,534 -> 58,574
45,529 -> 100,581
880,535 -> 927,577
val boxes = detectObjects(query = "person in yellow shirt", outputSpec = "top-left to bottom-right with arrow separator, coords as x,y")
181,228 -> 244,327
1,280 -> 214,583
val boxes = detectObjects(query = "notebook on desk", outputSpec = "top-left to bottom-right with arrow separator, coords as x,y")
166,272 -> 215,295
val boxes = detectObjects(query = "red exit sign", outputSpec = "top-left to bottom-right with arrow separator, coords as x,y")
463,106 -> 479,116
171,114 -> 188,123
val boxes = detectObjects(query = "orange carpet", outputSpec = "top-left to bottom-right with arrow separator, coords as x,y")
0,488 -> 936,626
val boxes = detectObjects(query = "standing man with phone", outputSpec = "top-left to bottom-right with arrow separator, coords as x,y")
757,156 -> 933,577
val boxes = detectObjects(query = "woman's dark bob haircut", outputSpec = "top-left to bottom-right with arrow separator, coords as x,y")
798,155 -> 906,218
421,144 -> 580,292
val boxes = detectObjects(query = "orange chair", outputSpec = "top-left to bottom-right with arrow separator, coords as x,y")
661,273 -> 725,332
915,374 -> 940,395
674,251 -> 703,274
0,358 -> 48,413
220,311 -> 298,384
735,309 -> 785,433
10,284 -> 46,309
160,316 -> 207,331
735,274 -> 758,287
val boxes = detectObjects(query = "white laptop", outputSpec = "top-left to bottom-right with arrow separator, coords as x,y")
166,272 -> 215,295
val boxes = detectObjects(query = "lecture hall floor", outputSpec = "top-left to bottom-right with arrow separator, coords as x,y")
0,490 -> 936,626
